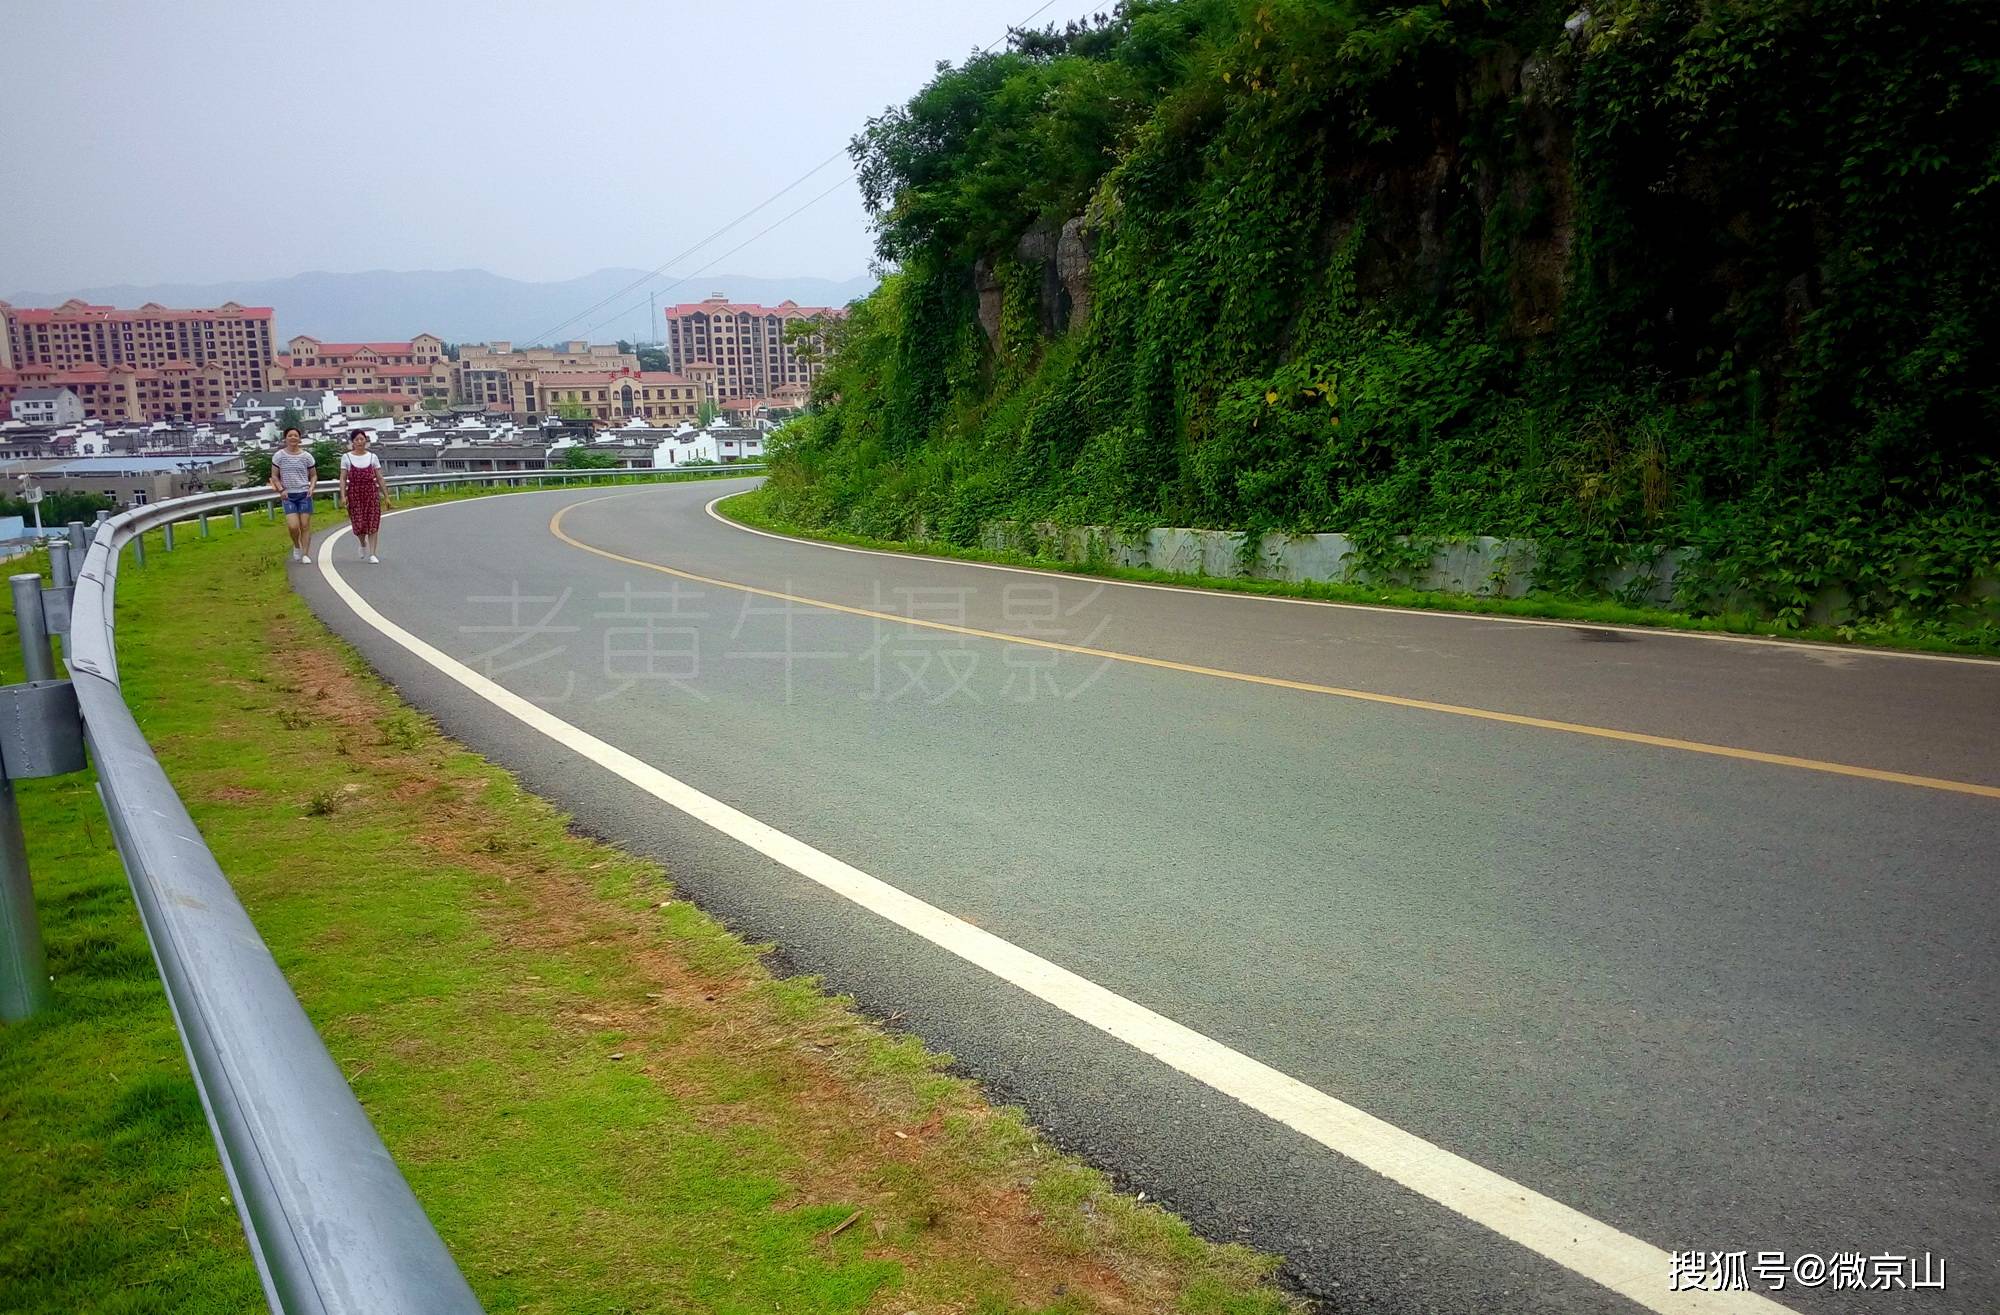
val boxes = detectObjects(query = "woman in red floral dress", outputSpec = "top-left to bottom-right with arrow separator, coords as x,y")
339,431 -> 388,562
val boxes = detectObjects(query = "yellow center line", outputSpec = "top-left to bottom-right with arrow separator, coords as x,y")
550,495 -> 2000,801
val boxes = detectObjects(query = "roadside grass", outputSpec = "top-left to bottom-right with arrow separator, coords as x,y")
0,502 -> 1296,1315
717,487 -> 2000,659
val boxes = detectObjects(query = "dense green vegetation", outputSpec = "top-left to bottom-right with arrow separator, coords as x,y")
765,0 -> 2000,642
0,489 -> 112,529
556,442 -> 620,468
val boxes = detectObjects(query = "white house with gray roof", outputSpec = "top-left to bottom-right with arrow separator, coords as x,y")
226,389 -> 340,424
10,388 -> 84,425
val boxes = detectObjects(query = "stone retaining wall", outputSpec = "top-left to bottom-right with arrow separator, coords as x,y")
978,521 -> 1688,607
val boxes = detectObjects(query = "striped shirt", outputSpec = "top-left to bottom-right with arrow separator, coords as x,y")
273,449 -> 317,494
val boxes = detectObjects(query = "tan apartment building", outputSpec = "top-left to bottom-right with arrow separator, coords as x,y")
0,366 -> 138,421
660,295 -> 840,402
0,299 -> 276,399
269,335 -> 451,403
0,360 -> 232,424
453,340 -> 635,413
540,370 -> 703,424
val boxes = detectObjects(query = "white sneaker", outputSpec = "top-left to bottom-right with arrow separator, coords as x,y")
290,550 -> 300,562
300,553 -> 313,564
367,555 -> 381,564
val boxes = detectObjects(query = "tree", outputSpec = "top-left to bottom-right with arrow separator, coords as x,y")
310,440 -> 342,482
696,399 -> 721,425
362,402 -> 390,418
555,402 -> 593,422
557,445 -> 618,470
781,317 -> 832,367
422,397 -> 448,412
241,450 -> 273,488
276,405 -> 307,434
0,489 -> 113,524
636,346 -> 669,372
616,340 -> 634,356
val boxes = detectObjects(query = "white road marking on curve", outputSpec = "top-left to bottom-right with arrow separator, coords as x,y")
315,506 -> 1795,1315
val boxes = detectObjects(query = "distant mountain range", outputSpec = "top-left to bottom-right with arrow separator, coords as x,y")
2,268 -> 879,344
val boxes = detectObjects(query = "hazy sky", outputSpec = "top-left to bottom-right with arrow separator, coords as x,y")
0,0 -> 1106,293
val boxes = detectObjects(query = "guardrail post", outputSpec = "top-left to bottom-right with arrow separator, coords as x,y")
2,576 -> 59,1022
11,575 -> 55,684
93,509 -> 111,545
198,513 -> 210,539
232,506 -> 243,531
265,502 -> 275,523
66,522 -> 86,558
0,770 -> 51,1022
47,541 -> 72,591
133,529 -> 146,567
163,521 -> 175,552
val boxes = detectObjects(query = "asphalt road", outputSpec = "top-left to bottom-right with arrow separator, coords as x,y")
295,480 -> 1999,1315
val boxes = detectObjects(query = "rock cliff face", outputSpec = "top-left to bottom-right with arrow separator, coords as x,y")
974,43 -> 1580,355
973,215 -> 1097,349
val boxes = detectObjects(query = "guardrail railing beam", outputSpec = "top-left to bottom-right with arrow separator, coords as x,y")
24,461 -> 764,1310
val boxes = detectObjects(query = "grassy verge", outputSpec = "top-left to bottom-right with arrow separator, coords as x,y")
718,488 -> 2000,659
0,502 -> 1295,1314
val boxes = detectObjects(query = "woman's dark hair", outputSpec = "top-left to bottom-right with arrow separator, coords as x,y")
283,425 -> 303,438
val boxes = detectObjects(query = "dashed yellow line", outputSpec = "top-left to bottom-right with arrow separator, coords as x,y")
551,496 -> 2000,801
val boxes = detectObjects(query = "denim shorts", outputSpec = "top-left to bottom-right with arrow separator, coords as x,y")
282,493 -> 314,515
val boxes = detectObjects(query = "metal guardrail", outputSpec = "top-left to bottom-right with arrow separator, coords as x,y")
27,463 -> 761,1313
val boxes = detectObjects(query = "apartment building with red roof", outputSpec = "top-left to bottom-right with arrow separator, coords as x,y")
660,294 -> 842,402
268,333 -> 451,404
0,299 -> 276,414
0,359 -> 232,424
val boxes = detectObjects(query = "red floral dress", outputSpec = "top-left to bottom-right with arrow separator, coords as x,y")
344,455 -> 383,536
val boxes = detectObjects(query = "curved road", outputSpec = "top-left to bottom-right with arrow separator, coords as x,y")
296,480 -> 1998,1315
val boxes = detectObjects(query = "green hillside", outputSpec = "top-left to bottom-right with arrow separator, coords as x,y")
763,0 -> 2000,640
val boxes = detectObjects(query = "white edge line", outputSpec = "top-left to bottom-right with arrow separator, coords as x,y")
703,491 -> 2000,669
313,506 -> 1795,1315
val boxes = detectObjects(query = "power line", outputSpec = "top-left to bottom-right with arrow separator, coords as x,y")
571,176 -> 856,344
522,146 -> 850,345
524,0 -> 1076,348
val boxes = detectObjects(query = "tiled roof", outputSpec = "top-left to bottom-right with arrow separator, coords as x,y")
660,297 -> 844,319
6,301 -> 273,321
299,342 -> 431,355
